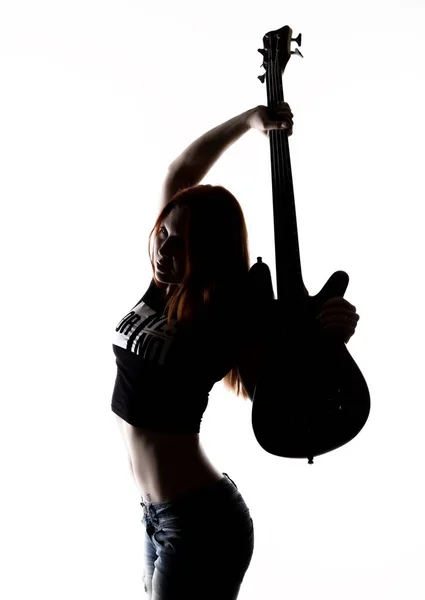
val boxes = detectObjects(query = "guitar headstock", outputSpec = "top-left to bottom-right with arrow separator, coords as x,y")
258,25 -> 303,84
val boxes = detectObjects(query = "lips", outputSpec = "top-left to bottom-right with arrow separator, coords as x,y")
157,260 -> 171,270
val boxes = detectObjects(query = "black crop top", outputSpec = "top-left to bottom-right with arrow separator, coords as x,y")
111,278 -> 246,433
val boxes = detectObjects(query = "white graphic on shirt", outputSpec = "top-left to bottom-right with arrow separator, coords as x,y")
112,299 -> 178,366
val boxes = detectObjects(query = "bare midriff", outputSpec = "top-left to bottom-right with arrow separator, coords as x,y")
114,414 -> 223,503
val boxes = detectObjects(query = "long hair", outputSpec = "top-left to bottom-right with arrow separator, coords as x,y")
147,184 -> 250,400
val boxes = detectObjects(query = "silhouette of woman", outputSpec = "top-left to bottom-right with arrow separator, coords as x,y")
111,101 -> 360,599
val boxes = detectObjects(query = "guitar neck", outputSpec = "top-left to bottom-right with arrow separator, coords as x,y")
262,26 -> 306,303
268,127 -> 305,302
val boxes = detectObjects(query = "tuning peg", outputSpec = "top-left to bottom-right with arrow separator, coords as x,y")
257,48 -> 267,57
291,47 -> 304,58
258,73 -> 266,83
291,33 -> 302,47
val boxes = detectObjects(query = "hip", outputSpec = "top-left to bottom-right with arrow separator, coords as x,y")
140,473 -> 254,598
141,472 -> 254,550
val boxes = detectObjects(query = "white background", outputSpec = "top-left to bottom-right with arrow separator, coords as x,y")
1,1 -> 424,598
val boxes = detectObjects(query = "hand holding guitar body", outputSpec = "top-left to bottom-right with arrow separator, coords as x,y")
316,297 -> 360,344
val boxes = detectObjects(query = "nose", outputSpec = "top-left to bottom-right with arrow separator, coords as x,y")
158,239 -> 177,262
158,246 -> 172,260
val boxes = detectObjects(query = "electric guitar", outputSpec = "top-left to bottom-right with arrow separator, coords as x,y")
249,25 -> 370,464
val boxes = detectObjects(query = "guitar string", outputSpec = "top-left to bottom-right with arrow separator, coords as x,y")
269,47 -> 303,300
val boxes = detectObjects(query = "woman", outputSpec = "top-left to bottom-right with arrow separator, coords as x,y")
111,101 -> 360,599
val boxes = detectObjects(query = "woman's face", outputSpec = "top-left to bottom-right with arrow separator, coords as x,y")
154,206 -> 188,286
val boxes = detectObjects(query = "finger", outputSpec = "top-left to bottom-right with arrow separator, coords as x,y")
320,296 -> 356,311
266,121 -> 293,135
318,313 -> 359,325
269,105 -> 289,117
268,122 -> 292,132
323,311 -> 358,322
320,297 -> 355,308
318,306 -> 358,317
277,101 -> 293,113
321,322 -> 356,332
276,105 -> 293,117
274,119 -> 293,130
276,113 -> 293,124
278,111 -> 294,120
271,107 -> 293,120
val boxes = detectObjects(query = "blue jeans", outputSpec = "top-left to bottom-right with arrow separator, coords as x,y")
140,473 -> 254,599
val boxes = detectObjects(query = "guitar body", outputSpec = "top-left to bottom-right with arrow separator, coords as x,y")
250,264 -> 370,462
251,25 -> 370,463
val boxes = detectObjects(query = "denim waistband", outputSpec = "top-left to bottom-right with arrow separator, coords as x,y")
140,472 -> 238,518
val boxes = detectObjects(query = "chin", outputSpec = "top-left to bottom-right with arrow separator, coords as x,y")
156,272 -> 175,285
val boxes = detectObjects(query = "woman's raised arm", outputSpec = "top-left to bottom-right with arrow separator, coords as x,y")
158,102 -> 294,212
